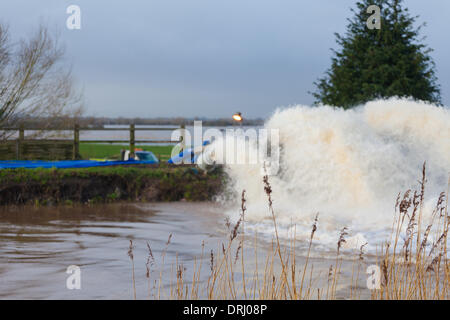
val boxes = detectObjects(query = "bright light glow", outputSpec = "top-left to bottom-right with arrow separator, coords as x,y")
232,113 -> 243,122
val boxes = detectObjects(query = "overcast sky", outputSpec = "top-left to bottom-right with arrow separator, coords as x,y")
1,0 -> 448,118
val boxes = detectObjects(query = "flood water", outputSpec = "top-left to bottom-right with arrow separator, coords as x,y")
0,203 -> 229,299
0,202 -> 371,300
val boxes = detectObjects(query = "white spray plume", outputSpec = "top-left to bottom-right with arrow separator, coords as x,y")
216,98 -> 450,250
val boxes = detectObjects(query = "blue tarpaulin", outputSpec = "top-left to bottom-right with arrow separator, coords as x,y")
0,159 -> 158,169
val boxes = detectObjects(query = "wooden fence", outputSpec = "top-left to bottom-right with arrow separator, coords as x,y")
0,124 -> 185,160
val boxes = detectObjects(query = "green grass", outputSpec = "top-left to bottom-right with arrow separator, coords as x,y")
0,166 -> 180,183
79,144 -> 174,161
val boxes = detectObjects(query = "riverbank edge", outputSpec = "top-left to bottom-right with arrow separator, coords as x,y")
0,165 -> 225,206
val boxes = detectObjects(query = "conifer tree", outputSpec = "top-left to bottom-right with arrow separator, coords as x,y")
312,0 -> 441,108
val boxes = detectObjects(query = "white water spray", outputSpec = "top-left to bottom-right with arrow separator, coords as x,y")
218,98 -> 450,251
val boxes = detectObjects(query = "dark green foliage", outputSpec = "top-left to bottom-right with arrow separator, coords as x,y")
312,0 -> 441,108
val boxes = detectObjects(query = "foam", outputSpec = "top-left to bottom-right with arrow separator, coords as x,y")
217,98 -> 449,251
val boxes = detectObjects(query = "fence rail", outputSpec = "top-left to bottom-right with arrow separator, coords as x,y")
1,124 -> 186,160
1,127 -> 181,131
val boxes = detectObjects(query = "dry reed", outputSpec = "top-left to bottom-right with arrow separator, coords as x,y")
127,163 -> 449,300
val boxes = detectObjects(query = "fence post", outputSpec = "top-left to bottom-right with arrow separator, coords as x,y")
129,123 -> 135,159
73,123 -> 80,160
180,124 -> 186,153
17,125 -> 24,160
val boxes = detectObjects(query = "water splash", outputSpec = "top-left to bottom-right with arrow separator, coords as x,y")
219,98 -> 450,251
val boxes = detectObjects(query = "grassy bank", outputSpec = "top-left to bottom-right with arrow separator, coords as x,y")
0,165 -> 224,206
79,143 -> 174,162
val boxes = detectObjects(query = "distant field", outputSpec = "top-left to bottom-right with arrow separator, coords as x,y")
79,143 -> 174,161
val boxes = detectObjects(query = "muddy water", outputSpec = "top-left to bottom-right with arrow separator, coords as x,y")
0,203 -> 229,299
0,203 -> 371,300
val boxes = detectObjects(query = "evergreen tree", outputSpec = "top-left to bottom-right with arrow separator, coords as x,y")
312,0 -> 441,108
